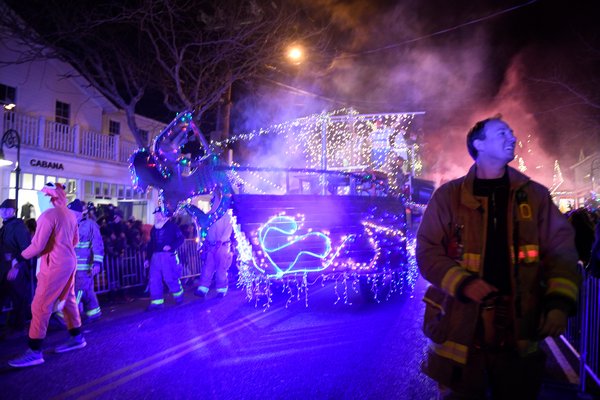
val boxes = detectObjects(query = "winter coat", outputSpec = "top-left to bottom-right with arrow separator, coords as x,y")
146,220 -> 185,261
416,165 -> 580,383
0,216 -> 32,269
75,218 -> 105,271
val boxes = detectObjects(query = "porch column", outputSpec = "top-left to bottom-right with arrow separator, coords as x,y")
113,134 -> 120,161
73,124 -> 80,154
37,116 -> 45,147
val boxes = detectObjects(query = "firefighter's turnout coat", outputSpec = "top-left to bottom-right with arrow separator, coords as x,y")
75,218 -> 104,272
416,165 -> 580,386
74,217 -> 104,318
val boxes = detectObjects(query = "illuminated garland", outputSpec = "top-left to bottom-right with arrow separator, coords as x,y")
131,109 -> 422,308
213,108 -> 424,194
229,161 -> 285,195
234,208 -> 418,308
550,160 -> 564,194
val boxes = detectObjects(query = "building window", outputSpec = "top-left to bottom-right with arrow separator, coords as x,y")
0,83 -> 17,106
84,181 -> 93,196
22,173 -> 34,190
139,129 -> 149,144
109,120 -> 121,135
66,179 -> 77,195
34,175 -> 46,190
55,101 -> 70,125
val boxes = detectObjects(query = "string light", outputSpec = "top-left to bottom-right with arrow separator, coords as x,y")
214,108 -> 424,194
234,208 -> 418,308
229,161 -> 285,194
131,109 -> 423,308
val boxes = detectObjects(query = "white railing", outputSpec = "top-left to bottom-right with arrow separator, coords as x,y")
2,109 -> 141,165
44,120 -> 75,153
2,111 -> 40,146
120,139 -> 140,163
80,129 -> 117,160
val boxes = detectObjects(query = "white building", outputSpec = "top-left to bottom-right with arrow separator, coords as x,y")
0,35 -> 165,222
569,151 -> 600,208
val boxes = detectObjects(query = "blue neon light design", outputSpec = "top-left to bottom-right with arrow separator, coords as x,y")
257,215 -> 332,278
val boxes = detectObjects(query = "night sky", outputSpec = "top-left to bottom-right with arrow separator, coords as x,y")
5,0 -> 598,187
232,0 -> 600,187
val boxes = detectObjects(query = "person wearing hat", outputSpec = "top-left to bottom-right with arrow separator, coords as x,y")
0,198 -> 33,339
8,183 -> 84,368
144,206 -> 185,311
68,199 -> 104,322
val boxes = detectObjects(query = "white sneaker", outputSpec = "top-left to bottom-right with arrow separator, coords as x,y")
8,349 -> 44,368
55,334 -> 87,353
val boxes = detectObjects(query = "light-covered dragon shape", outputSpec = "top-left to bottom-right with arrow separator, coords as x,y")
129,111 -> 233,238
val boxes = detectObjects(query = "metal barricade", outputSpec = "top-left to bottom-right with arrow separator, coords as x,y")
94,239 -> 203,294
178,239 -> 203,279
565,265 -> 600,393
95,247 -> 147,294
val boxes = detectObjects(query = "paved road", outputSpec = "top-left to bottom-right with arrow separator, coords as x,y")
0,276 -> 587,399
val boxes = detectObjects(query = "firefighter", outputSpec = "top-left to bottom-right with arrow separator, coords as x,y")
194,210 -> 233,298
68,199 -> 104,322
416,117 -> 580,398
144,207 -> 185,311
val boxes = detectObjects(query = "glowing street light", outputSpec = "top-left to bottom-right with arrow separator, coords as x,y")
286,44 -> 304,65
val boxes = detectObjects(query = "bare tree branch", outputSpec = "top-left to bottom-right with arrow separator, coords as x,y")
531,77 -> 600,110
1,0 -> 330,145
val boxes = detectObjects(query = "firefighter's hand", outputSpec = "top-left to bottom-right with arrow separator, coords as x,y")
7,265 -> 19,281
538,309 -> 568,338
91,262 -> 101,276
163,245 -> 171,251
462,278 -> 498,303
144,260 -> 149,269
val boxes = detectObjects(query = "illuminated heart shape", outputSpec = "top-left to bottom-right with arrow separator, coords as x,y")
258,216 -> 332,278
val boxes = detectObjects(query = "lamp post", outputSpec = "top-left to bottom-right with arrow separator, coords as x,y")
0,129 -> 21,209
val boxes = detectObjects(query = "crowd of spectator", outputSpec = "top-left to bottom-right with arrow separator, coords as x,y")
72,202 -> 197,258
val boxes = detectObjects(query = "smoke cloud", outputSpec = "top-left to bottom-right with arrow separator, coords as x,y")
231,0 -> 599,191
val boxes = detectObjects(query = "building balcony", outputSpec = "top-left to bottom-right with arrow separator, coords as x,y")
2,109 -> 140,164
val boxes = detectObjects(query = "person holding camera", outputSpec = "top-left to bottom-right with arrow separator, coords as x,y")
416,116 -> 580,399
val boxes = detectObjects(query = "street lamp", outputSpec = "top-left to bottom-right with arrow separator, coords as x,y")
0,129 -> 21,208
286,44 -> 304,65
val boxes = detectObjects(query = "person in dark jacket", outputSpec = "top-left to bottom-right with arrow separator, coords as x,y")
416,116 -> 580,399
0,199 -> 32,339
588,214 -> 600,278
144,207 -> 185,311
567,207 -> 595,266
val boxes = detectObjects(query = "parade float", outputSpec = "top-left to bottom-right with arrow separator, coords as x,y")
130,108 -> 431,308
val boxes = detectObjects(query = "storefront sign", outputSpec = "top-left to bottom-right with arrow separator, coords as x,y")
30,159 -> 65,170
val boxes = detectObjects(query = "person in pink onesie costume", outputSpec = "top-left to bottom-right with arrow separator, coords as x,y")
8,182 -> 86,368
